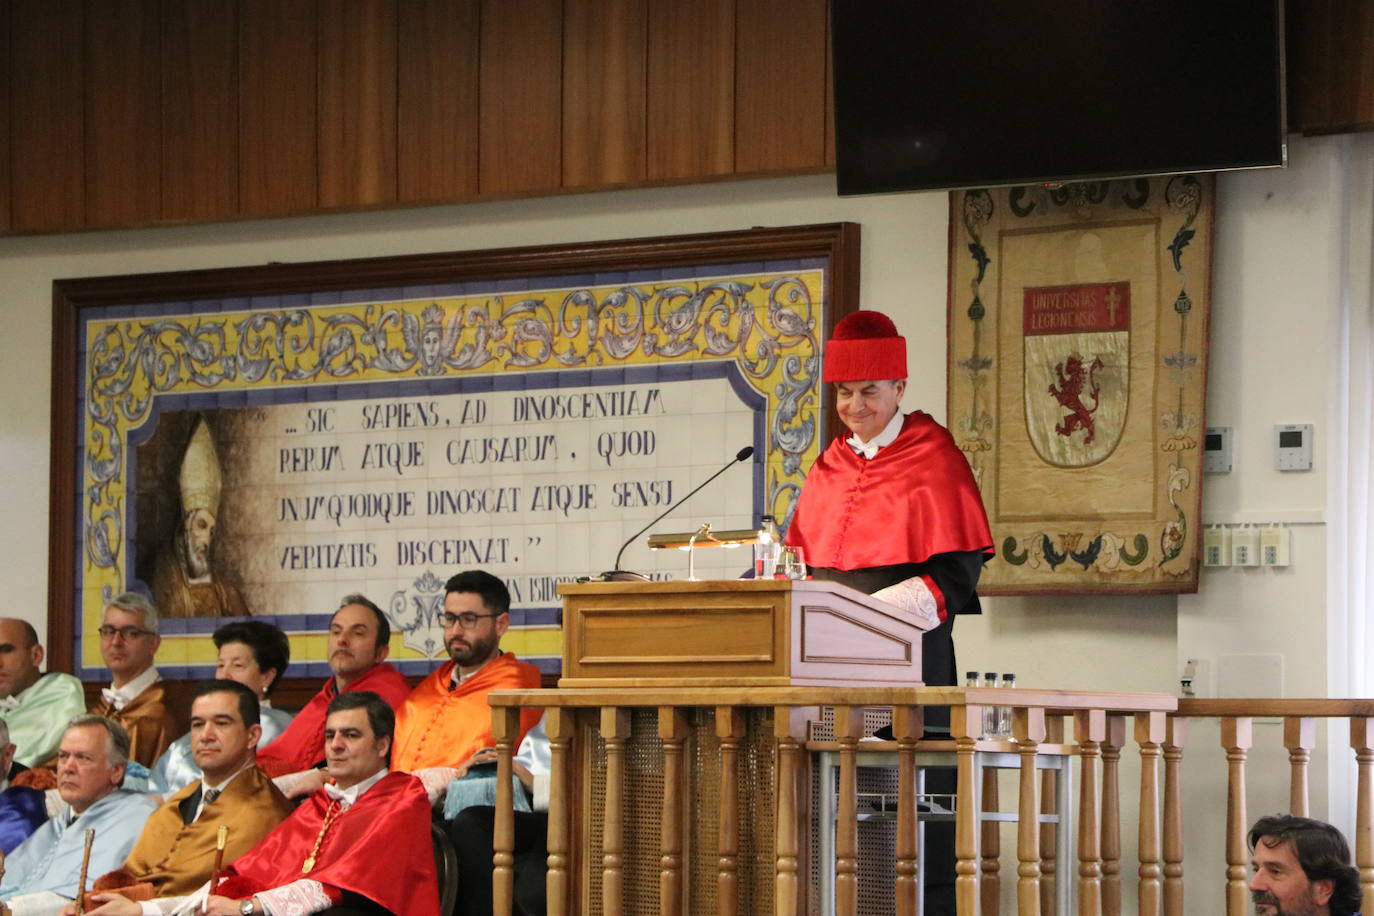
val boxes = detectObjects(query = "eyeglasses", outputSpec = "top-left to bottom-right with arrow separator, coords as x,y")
97,625 -> 155,641
439,612 -> 498,630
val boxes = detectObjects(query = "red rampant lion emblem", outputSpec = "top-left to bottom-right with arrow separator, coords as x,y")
1048,353 -> 1104,443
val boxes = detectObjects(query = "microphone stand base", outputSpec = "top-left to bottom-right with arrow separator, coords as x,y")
597,569 -> 651,582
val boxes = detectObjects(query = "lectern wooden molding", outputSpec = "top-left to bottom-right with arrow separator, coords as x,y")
558,579 -> 925,689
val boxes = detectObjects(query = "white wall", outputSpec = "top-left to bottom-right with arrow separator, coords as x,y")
0,134 -> 1356,905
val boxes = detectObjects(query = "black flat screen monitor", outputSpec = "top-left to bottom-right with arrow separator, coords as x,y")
832,1 -> 1286,195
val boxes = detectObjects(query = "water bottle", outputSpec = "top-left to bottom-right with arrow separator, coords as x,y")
983,671 -> 998,738
998,672 -> 1017,738
965,671 -> 985,738
754,514 -> 781,579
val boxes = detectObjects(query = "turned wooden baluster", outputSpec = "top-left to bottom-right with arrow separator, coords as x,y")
1040,715 -> 1064,916
1074,710 -> 1106,916
1101,715 -> 1126,916
659,707 -> 690,916
893,706 -> 923,916
544,708 -> 575,916
491,705 -> 522,916
774,706 -> 807,916
951,702 -> 983,916
1351,717 -> 1374,916
1136,711 -> 1165,916
1163,716 -> 1187,916
1221,716 -> 1253,916
716,706 -> 746,916
601,707 -> 631,916
834,705 -> 865,916
1015,706 -> 1047,916
1284,716 -> 1315,816
981,761 -> 1001,916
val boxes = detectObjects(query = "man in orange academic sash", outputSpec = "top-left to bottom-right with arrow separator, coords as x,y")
255,596 -> 410,792
391,570 -> 541,804
84,691 -> 438,916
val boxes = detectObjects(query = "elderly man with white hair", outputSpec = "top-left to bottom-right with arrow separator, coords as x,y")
0,715 -> 158,915
88,593 -> 182,767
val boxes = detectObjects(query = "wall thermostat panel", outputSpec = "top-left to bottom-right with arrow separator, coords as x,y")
1204,426 -> 1232,473
1274,423 -> 1313,471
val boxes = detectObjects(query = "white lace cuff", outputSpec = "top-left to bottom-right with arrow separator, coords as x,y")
871,576 -> 941,630
257,879 -> 335,915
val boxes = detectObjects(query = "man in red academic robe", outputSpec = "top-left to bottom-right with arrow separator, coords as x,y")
84,691 -> 439,916
255,597 -> 410,792
786,309 -> 993,916
391,570 -> 541,802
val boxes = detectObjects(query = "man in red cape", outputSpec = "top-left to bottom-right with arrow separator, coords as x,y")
392,570 -> 541,802
256,596 -> 410,788
788,309 -> 993,689
786,310 -> 993,915
85,691 -> 438,916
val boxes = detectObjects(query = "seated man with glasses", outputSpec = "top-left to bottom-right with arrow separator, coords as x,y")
391,570 -> 541,804
89,594 -> 183,768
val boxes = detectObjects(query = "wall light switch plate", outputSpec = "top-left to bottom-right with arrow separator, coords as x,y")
1232,524 -> 1260,567
1203,525 -> 1231,567
1260,524 -> 1291,567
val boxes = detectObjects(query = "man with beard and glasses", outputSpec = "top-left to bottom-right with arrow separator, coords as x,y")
391,570 -> 541,804
1248,814 -> 1361,916
255,597 -> 409,799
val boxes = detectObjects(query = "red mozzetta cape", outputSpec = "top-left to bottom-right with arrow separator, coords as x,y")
392,653 -> 542,772
215,770 -> 438,916
256,664 -> 411,777
787,411 -> 993,570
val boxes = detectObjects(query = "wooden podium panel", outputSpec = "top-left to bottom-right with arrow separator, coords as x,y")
558,579 -> 924,688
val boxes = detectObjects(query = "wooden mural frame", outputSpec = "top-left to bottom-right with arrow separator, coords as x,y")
48,223 -> 861,703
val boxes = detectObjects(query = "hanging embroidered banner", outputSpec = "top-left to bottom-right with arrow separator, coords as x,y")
948,177 -> 1212,594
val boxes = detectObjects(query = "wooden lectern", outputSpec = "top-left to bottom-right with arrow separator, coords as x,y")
528,579 -> 927,914
558,578 -> 926,688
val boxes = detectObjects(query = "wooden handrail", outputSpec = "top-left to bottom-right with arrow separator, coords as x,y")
489,685 -> 1178,712
1176,698 -> 1374,717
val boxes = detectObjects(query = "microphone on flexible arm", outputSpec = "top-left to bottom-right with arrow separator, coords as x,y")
597,445 -> 756,582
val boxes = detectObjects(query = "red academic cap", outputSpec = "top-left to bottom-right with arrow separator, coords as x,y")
822,310 -> 908,382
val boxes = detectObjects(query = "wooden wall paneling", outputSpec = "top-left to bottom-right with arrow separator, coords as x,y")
734,0 -> 826,174
318,0 -> 397,208
562,0 -> 647,188
823,0 -> 834,167
0,0 -> 10,232
645,0 -> 735,181
1326,0 -> 1374,131
478,0 -> 563,195
85,0 -> 162,227
1284,0 -> 1374,135
239,0 -> 318,215
397,0 -> 479,202
10,0 -> 85,232
1285,0 -> 1333,133
162,0 -> 239,221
